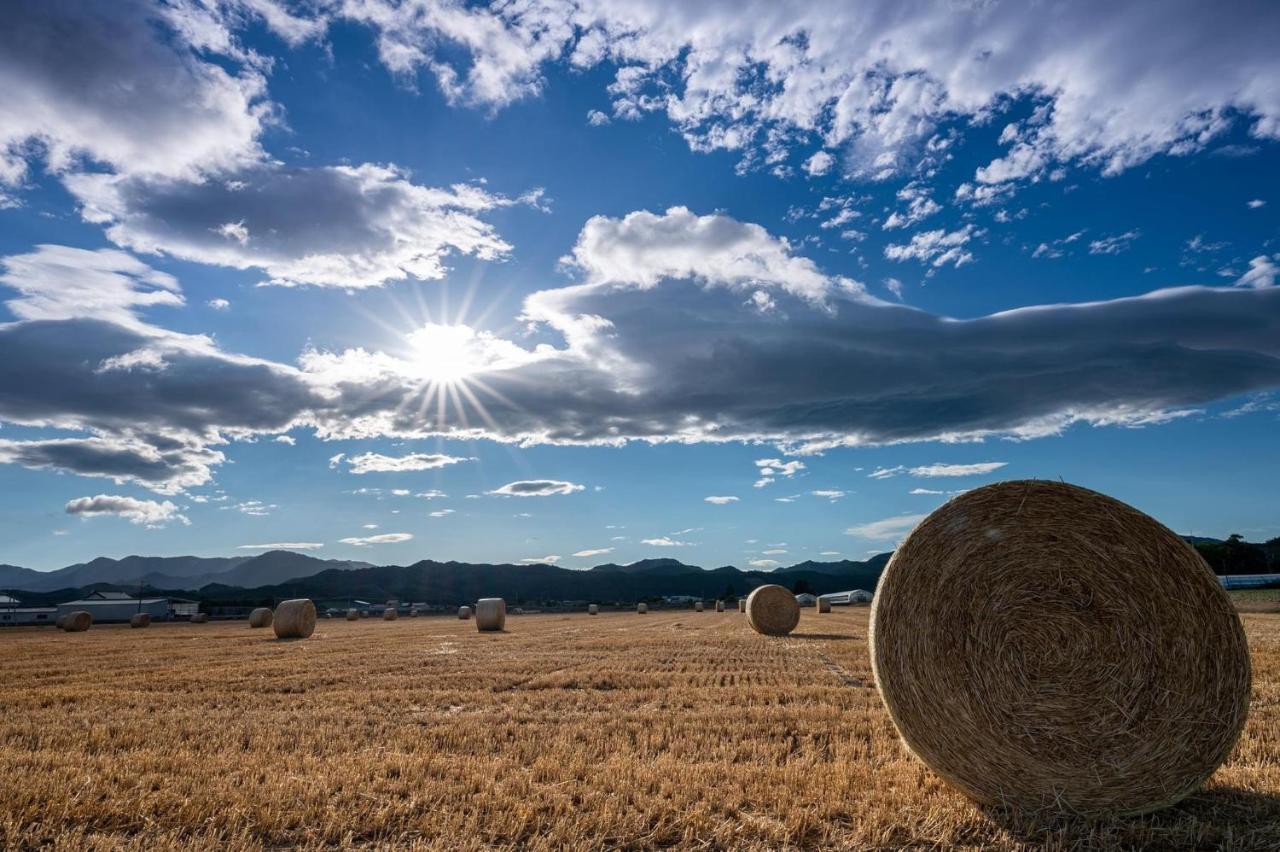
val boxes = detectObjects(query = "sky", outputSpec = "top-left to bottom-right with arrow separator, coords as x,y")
1,0 -> 1278,573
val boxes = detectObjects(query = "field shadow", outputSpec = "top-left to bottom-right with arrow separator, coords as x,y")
978,786 -> 1280,848
791,633 -> 860,641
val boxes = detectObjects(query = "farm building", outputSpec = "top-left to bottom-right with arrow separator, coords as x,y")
819,589 -> 874,606
0,606 -> 58,626
795,593 -> 818,607
56,596 -> 169,624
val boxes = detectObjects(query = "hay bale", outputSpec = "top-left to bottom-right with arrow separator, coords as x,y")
737,599 -> 745,613
190,613 -> 209,624
745,585 -> 800,636
64,611 -> 92,632
359,610 -> 368,619
715,600 -> 725,612
475,598 -> 505,632
273,598 -> 316,639
637,602 -> 648,614
409,609 -> 418,617
346,609 -> 359,621
869,480 -> 1251,816
248,607 -> 273,629
588,604 -> 599,615
694,601 -> 704,612
55,615 -> 68,630
130,613 -> 151,629
458,605 -> 472,619
383,607 -> 398,621
818,598 -> 832,614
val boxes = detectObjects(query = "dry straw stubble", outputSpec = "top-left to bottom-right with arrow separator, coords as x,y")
869,479 -> 1251,816
746,585 -> 800,636
272,599 -> 316,640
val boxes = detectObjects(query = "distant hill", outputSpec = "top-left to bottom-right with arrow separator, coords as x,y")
193,556 -> 888,608
0,551 -> 370,592
1187,535 -> 1280,575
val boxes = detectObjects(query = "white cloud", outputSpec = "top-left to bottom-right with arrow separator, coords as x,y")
641,536 -> 689,547
811,489 -> 846,501
885,226 -> 978,269
274,435 -> 295,445
868,466 -> 905,480
845,513 -> 928,541
586,109 -> 610,126
909,462 -> 1007,477
65,493 -> 188,527
519,554 -> 561,564
343,452 -> 472,474
489,479 -> 585,497
819,550 -> 841,557
748,559 -> 782,569
237,541 -> 324,550
415,490 -> 448,499
207,298 -> 231,311
804,151 -> 834,176
754,458 -> 806,488
1247,199 -> 1266,209
232,500 -> 275,516
762,548 -> 787,555
704,495 -> 739,504
1088,230 -> 1141,256
338,532 -> 413,546
428,508 -> 455,518
573,547 -> 614,557
1238,255 -> 1280,289
67,165 -> 526,289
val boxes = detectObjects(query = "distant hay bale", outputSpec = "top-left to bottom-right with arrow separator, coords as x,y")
383,608 -> 398,621
694,601 -> 704,612
55,615 -> 68,630
409,609 -> 418,617
272,598 -> 316,639
359,610 -> 368,619
190,613 -> 209,624
818,598 -> 831,614
130,613 -> 151,629
346,609 -> 359,621
458,605 -> 472,619
248,607 -> 273,629
737,599 -> 745,613
745,585 -> 800,636
637,602 -> 648,614
715,600 -> 724,612
64,611 -> 92,632
869,479 -> 1251,816
475,598 -> 505,632
588,604 -> 599,615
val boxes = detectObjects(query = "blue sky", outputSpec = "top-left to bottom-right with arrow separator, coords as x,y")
1,0 -> 1278,572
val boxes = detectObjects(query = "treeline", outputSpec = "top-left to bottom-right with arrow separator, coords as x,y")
1192,535 -> 1280,575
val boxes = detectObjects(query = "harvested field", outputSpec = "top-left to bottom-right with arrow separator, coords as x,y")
2,609 -> 1280,850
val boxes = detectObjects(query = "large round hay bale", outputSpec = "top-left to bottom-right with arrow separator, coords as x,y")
588,604 -> 599,615
458,605 -> 472,619
130,613 -> 151,629
190,613 -> 209,624
273,598 -> 316,639
346,609 -> 359,621
383,607 -> 398,621
745,585 -> 800,636
869,480 -> 1251,816
64,611 -> 92,632
475,598 -> 505,632
818,598 -> 832,614
694,601 -> 704,612
715,600 -> 725,612
248,607 -> 273,629
637,602 -> 648,614
737,599 -> 745,613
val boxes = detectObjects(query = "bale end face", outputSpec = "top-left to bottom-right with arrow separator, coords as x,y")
346,609 -> 359,621
818,598 -> 832,614
475,598 -> 505,631
868,479 -> 1252,816
745,585 -> 800,636
383,608 -> 398,621
637,602 -> 648,614
273,598 -> 316,639
588,604 -> 599,615
248,607 -> 273,628
694,601 -> 704,612
715,600 -> 725,612
130,613 -> 151,628
458,605 -> 472,619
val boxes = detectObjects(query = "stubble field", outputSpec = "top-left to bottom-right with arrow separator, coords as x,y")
2,607 -> 1279,850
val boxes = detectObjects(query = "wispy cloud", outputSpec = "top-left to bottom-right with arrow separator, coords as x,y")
338,532 -> 413,546
845,514 -> 928,541
489,479 -> 585,497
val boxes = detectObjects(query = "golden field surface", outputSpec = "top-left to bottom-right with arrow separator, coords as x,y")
2,608 -> 1280,850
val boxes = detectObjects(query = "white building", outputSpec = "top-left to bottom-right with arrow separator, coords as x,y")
1,606 -> 58,626
795,593 -> 818,607
56,594 -> 169,623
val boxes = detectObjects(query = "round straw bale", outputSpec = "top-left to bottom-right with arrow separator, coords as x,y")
458,605 -> 472,619
130,613 -> 151,628
737,599 -> 745,613
818,598 -> 831,614
745,585 -> 800,636
637,602 -> 648,614
588,604 -> 599,615
272,598 -> 316,639
248,607 -> 273,628
55,614 -> 68,630
716,600 -> 725,612
383,607 -> 398,621
359,610 -> 368,618
869,479 -> 1251,816
694,601 -> 704,612
64,610 -> 92,632
409,608 -> 418,617
475,598 -> 505,631
190,613 -> 209,624
346,609 -> 359,621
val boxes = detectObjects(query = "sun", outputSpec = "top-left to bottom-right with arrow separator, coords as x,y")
405,323 -> 486,384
